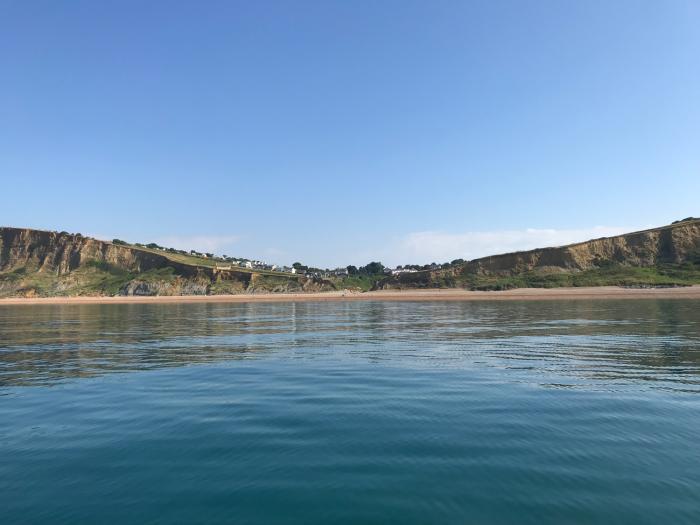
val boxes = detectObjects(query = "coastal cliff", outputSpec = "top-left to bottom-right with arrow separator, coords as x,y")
2,219 -> 700,297
466,219 -> 700,274
0,228 -> 170,275
377,219 -> 700,290
0,228 -> 331,297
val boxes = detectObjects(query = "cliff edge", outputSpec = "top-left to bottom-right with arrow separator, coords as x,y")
377,218 -> 700,290
0,228 -> 331,297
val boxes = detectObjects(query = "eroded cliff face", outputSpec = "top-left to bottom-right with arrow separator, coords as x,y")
377,219 -> 700,289
0,227 -> 169,275
465,220 -> 700,275
0,227 -> 330,297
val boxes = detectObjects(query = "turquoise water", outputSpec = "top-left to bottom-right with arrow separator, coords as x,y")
1,300 -> 700,524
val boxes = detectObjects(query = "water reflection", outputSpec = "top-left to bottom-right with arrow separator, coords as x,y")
1,300 -> 699,390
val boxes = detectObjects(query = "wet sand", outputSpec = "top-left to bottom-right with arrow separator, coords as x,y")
1,286 -> 699,305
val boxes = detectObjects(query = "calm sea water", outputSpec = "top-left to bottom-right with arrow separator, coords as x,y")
1,300 -> 699,524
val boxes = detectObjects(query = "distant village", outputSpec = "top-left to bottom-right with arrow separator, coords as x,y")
212,257 -> 447,279
115,239 -> 461,280
209,255 -> 454,280
207,254 -> 450,279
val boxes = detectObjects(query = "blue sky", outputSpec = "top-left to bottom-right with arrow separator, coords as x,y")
2,1 -> 698,267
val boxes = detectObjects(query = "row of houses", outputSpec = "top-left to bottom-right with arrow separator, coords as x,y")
296,266 -> 438,279
214,261 -> 442,278
215,261 -> 291,272
213,262 -> 346,277
386,264 -> 441,275
387,268 -> 418,275
300,267 -> 349,279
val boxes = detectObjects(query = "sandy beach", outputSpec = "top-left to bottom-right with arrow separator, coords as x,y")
1,286 -> 699,305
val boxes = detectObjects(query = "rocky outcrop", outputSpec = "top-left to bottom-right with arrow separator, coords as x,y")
4,220 -> 699,297
377,219 -> 700,289
0,228 -> 168,274
0,227 -> 333,297
120,279 -> 210,296
464,219 -> 700,275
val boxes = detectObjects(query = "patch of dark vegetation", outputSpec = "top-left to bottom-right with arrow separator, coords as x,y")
84,260 -> 132,276
1,267 -> 28,282
136,267 -> 177,282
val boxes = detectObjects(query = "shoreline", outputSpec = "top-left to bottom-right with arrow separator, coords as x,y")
1,286 -> 700,305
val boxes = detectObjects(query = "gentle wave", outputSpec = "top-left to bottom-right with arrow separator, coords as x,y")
1,300 -> 700,524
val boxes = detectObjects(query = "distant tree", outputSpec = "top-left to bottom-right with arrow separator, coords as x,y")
346,265 -> 358,275
112,239 -> 127,245
451,258 -> 465,266
205,253 -> 214,258
146,243 -> 160,249
360,261 -> 385,275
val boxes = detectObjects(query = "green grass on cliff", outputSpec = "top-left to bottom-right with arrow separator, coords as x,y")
129,244 -> 298,277
460,263 -> 700,291
376,261 -> 700,291
333,275 -> 384,292
0,261 -> 184,297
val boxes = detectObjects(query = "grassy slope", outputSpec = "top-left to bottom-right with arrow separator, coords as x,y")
330,275 -> 384,292
0,261 -> 182,297
3,225 -> 700,296
0,260 -> 305,297
128,244 -> 297,277
0,239 -> 303,296
378,221 -> 700,291
4,261 -> 700,297
444,263 -> 700,291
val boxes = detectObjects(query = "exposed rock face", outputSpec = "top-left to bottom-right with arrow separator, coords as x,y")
0,227 -> 332,297
120,280 -> 210,296
464,220 -> 700,275
3,220 -> 699,297
377,219 -> 700,289
0,228 -> 168,274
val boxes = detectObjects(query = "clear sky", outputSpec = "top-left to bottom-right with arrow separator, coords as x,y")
2,1 -> 699,267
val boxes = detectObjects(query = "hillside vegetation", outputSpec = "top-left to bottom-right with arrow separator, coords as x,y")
0,228 -> 333,297
1,218 -> 699,297
376,218 -> 700,291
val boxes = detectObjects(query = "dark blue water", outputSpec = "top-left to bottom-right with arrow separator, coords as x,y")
1,300 -> 700,524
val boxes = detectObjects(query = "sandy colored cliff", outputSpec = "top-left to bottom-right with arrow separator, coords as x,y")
0,228 -> 331,297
